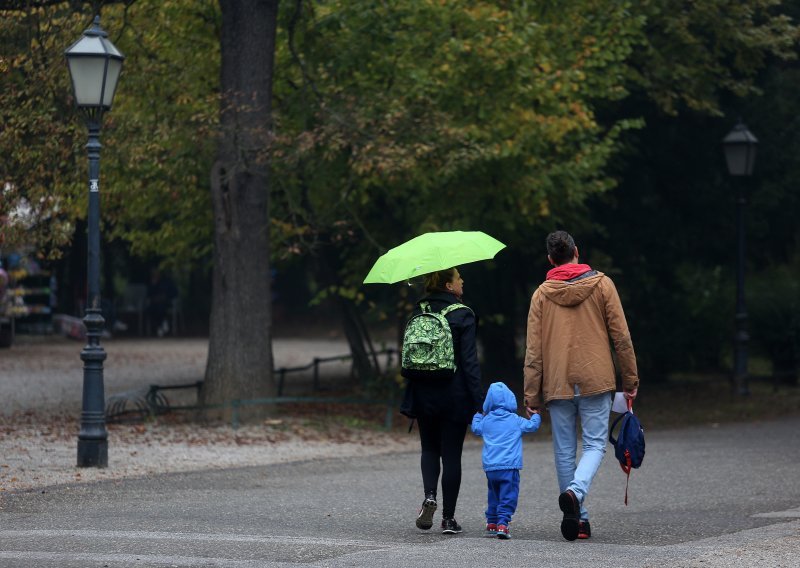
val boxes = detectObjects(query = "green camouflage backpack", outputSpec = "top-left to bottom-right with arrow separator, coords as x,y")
401,301 -> 470,379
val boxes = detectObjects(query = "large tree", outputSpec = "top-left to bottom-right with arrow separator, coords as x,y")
203,0 -> 278,409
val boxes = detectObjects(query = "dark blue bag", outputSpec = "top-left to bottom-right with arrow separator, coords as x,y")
609,408 -> 645,505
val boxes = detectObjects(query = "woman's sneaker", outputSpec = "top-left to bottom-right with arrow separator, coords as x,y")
441,517 -> 462,534
415,497 -> 437,530
577,520 -> 591,539
485,523 -> 498,537
496,524 -> 510,539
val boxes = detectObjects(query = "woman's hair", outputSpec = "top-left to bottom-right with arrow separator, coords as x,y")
424,268 -> 456,293
546,231 -> 576,265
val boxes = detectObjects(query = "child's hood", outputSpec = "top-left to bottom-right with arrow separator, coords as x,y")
483,382 -> 518,414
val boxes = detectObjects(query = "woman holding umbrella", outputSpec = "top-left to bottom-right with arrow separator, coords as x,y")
364,231 -> 503,534
400,267 -> 484,534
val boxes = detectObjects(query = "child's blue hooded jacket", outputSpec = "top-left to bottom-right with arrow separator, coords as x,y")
471,382 -> 541,471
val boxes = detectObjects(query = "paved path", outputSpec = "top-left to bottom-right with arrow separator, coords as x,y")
2,417 -> 799,567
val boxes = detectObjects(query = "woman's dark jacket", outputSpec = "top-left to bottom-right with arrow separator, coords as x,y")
399,291 -> 484,424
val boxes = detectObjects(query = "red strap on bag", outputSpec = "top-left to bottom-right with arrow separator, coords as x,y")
620,450 -> 632,506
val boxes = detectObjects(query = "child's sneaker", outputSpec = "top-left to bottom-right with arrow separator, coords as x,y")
485,523 -> 497,536
441,517 -> 462,534
415,496 -> 437,530
496,524 -> 510,539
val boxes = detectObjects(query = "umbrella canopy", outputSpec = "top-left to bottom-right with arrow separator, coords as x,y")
363,231 -> 506,284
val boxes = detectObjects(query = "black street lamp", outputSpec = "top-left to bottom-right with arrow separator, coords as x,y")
65,16 -> 124,467
722,121 -> 758,396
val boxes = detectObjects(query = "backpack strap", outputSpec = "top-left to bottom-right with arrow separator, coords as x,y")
608,411 -> 626,446
439,303 -> 472,317
420,301 -> 431,314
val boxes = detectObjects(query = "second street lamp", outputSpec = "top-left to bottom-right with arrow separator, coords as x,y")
722,121 -> 758,396
65,16 -> 124,467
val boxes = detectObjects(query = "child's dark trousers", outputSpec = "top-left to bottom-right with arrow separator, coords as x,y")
485,469 -> 520,526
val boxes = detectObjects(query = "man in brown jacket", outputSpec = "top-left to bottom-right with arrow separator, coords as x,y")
524,231 -> 639,541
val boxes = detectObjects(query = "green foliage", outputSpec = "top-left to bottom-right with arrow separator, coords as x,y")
102,0 -> 220,267
271,0 -> 651,298
0,8 -> 86,255
0,1 -> 219,269
3,0 -> 799,381
629,0 -> 800,115
309,284 -> 365,306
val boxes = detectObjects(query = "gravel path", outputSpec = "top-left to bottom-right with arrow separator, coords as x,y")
0,335 -> 389,414
0,335 -> 414,493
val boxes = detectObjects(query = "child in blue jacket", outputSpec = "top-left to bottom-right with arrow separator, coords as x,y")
471,381 -> 541,539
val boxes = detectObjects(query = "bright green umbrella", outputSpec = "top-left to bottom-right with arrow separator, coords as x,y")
363,231 -> 506,284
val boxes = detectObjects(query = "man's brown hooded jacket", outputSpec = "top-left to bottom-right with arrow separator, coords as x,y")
523,271 -> 638,408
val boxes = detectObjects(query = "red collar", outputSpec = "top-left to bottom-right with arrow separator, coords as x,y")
546,263 -> 593,281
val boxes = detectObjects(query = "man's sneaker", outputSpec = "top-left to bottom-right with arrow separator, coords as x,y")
415,497 -> 437,530
558,489 -> 580,541
485,523 -> 497,536
496,524 -> 510,539
578,520 -> 591,539
441,517 -> 462,534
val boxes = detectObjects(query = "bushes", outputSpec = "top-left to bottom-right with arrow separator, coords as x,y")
748,263 -> 800,386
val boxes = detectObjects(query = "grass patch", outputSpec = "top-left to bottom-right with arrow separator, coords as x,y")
305,377 -> 800,434
634,375 -> 800,430
104,375 -> 799,435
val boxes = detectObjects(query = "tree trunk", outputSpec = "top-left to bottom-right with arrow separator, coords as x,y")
473,261 -> 519,379
338,297 -> 379,387
202,0 -> 278,416
309,240 -> 380,388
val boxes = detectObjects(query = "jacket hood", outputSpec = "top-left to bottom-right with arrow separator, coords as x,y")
539,272 -> 604,307
546,263 -> 593,281
483,382 -> 517,414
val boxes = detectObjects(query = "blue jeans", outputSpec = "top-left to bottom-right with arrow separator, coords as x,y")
548,392 -> 612,521
485,469 -> 520,526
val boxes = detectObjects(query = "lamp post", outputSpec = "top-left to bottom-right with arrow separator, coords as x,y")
722,121 -> 758,396
65,16 -> 124,467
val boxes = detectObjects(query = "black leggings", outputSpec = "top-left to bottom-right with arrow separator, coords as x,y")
417,416 -> 467,519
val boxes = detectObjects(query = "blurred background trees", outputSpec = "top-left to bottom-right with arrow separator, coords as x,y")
1,0 -> 799,398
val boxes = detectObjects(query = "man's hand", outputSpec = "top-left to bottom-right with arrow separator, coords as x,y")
623,388 -> 638,401
525,406 -> 539,418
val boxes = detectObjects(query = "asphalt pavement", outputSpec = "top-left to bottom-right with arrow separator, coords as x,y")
1,416 -> 799,567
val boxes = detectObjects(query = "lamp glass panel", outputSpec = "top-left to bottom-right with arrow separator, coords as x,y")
68,36 -> 106,55
102,38 -> 123,58
67,57 -> 106,106
102,59 -> 122,108
724,145 -> 747,176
